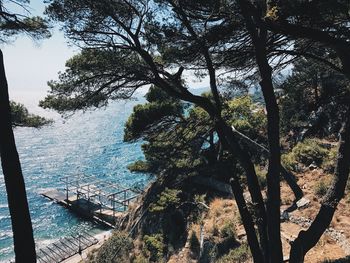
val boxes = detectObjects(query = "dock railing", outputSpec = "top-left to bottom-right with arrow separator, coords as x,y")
59,174 -> 140,219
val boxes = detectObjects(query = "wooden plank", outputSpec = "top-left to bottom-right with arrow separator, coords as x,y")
40,190 -> 67,202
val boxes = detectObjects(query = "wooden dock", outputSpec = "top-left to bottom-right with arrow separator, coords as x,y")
40,175 -> 141,228
36,231 -> 98,263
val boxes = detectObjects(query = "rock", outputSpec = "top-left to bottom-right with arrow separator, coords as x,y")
296,197 -> 310,209
281,210 -> 290,221
308,163 -> 318,170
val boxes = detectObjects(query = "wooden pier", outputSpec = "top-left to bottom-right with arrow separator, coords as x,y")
37,232 -> 98,263
41,174 -> 141,227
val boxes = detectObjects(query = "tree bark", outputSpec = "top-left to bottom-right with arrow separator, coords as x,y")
216,119 -> 268,262
231,127 -> 303,201
238,0 -> 283,261
0,49 -> 36,262
230,175 -> 264,263
289,106 -> 350,262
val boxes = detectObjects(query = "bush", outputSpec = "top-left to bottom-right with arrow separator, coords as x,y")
132,255 -> 149,263
220,221 -> 236,239
91,231 -> 132,263
282,152 -> 299,172
314,177 -> 332,198
217,244 -> 251,263
322,146 -> 338,172
282,139 -> 329,171
127,160 -> 151,173
10,101 -> 53,128
143,234 -> 164,262
149,188 -> 181,213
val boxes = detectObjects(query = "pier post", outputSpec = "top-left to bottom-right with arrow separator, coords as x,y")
66,177 -> 68,201
124,190 -> 127,211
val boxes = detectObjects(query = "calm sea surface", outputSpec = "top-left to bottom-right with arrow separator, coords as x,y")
0,99 -> 150,261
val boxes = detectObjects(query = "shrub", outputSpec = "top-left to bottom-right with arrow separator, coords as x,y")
91,231 -> 132,263
143,234 -> 164,262
217,244 -> 251,263
133,255 -> 149,263
220,221 -> 236,239
149,188 -> 181,213
322,146 -> 338,172
282,139 -> 329,171
281,152 -> 299,172
314,177 -> 332,198
127,160 -> 151,173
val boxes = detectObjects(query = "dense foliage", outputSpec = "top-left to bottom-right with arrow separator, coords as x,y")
10,101 -> 52,128
124,86 -> 267,179
88,232 -> 132,263
280,58 -> 350,140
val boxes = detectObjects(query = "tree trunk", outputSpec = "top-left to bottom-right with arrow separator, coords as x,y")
289,106 -> 350,262
0,49 -> 36,262
237,0 -> 283,260
230,175 -> 264,263
216,119 -> 268,262
258,62 -> 283,263
231,127 -> 303,201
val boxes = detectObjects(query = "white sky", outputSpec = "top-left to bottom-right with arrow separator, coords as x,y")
0,1 -> 76,116
3,31 -> 76,113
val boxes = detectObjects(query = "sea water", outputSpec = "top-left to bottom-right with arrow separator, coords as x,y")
0,99 -> 151,261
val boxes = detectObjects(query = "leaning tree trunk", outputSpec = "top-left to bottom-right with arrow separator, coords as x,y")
289,106 -> 350,262
0,50 -> 36,262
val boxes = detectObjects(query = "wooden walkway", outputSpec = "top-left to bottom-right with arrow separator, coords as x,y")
37,231 -> 98,263
40,174 -> 141,227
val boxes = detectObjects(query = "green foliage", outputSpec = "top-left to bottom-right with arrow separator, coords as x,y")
125,89 -> 211,175
314,177 -> 332,198
189,231 -> 200,254
132,255 -> 149,263
223,96 -> 266,142
216,244 -> 251,263
0,2 -> 50,43
91,231 -> 132,263
220,221 -> 236,239
143,234 -> 164,262
10,101 -> 53,128
149,188 -> 181,213
40,49 -> 149,113
322,146 -> 338,172
127,160 -> 151,173
124,102 -> 182,141
280,57 -> 349,138
145,85 -> 173,103
282,139 -> 329,171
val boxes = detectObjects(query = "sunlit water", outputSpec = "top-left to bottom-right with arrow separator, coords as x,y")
0,99 -> 151,261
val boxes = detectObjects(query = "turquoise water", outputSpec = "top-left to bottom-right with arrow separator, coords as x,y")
0,99 -> 150,261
